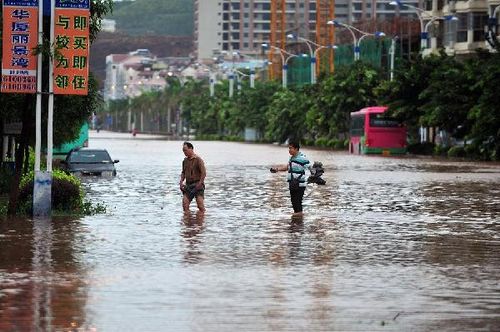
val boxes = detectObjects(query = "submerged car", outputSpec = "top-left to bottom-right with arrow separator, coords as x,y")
62,148 -> 119,176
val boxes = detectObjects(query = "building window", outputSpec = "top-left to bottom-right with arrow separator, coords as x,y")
444,19 -> 458,45
472,12 -> 488,42
456,13 -> 468,43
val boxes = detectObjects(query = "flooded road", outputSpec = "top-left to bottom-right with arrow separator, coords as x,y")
1,131 -> 500,331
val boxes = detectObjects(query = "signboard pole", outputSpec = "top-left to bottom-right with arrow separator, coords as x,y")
47,0 -> 54,172
34,0 -> 42,172
33,0 -> 50,217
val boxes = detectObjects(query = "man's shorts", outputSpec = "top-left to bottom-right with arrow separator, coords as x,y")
182,182 -> 205,201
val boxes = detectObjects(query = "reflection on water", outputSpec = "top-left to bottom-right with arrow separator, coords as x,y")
181,212 -> 206,264
0,217 -> 91,331
1,133 -> 500,331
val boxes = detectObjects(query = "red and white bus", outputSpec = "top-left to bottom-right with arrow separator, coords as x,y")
349,106 -> 407,155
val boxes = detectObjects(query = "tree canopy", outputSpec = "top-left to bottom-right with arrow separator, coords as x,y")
107,0 -> 194,36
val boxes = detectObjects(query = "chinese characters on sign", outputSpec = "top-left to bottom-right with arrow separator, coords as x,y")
53,0 -> 90,95
1,0 -> 39,93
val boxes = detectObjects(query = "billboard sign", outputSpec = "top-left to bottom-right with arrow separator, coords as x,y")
53,0 -> 90,95
1,0 -> 39,94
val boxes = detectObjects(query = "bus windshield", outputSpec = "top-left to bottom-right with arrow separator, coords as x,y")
350,115 -> 365,136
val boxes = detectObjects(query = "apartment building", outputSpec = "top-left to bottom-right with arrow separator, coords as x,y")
424,0 -> 498,55
195,0 -> 423,62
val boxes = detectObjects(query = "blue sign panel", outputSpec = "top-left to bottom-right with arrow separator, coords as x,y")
55,0 -> 89,9
3,0 -> 38,6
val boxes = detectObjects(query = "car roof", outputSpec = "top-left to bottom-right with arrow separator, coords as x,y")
71,148 -> 109,152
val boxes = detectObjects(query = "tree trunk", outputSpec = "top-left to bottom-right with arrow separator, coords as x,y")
7,96 -> 33,215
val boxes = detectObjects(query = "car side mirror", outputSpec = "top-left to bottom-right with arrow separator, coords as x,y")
113,160 -> 120,164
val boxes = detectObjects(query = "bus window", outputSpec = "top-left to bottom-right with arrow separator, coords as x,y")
369,114 -> 401,128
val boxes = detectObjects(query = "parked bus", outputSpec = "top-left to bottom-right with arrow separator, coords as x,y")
53,122 -> 89,158
349,106 -> 407,155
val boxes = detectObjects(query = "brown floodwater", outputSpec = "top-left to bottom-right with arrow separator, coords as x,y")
1,131 -> 499,331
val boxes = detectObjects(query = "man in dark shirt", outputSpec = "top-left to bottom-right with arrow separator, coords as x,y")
179,141 -> 206,213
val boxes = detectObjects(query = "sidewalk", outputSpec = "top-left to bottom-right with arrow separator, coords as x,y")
89,130 -> 173,140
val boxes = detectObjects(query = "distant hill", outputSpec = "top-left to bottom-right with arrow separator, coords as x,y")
107,0 -> 194,36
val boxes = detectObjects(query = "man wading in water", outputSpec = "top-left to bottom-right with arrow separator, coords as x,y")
179,142 -> 206,213
270,141 -> 311,217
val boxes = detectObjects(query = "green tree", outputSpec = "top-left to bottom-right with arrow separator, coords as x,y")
467,51 -> 500,160
308,62 -> 382,140
108,0 -> 194,36
419,55 -> 478,136
376,54 -> 446,140
265,88 -> 310,143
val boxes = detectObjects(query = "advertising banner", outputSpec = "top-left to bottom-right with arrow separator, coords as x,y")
1,0 -> 39,94
53,0 -> 90,95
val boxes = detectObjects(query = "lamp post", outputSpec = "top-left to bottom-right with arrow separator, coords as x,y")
389,37 -> 397,81
389,1 -> 426,49
327,20 -> 385,61
261,43 -> 301,88
389,1 -> 458,52
233,68 -> 256,89
286,34 -> 337,84
486,5 -> 500,48
167,72 -> 185,136
228,51 -> 239,98
424,15 -> 458,50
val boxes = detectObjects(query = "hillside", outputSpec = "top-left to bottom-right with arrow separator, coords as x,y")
107,0 -> 195,36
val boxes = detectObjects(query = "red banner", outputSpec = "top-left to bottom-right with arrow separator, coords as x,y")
53,6 -> 89,95
1,0 -> 39,94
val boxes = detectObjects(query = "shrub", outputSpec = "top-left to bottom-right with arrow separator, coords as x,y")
433,145 -> 449,156
407,142 -> 435,155
327,139 -> 336,148
302,138 -> 314,146
334,140 -> 346,150
315,137 -> 329,147
0,164 -> 15,194
447,146 -> 466,158
18,170 -> 84,214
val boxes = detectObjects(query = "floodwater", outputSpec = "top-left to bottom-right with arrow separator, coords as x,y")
1,131 -> 500,332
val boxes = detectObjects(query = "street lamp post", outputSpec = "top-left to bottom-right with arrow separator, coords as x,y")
486,5 -> 500,48
233,68 -> 256,89
389,0 -> 458,52
261,43 -> 300,88
390,37 -> 397,81
286,34 -> 337,84
389,1 -> 426,49
327,20 -> 385,61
